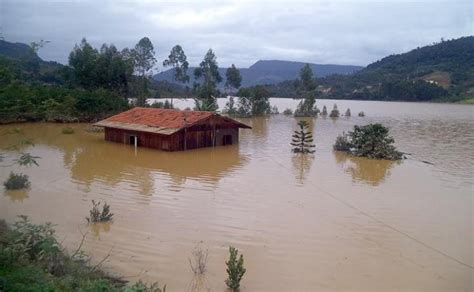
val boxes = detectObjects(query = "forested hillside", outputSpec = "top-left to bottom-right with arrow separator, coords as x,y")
263,36 -> 474,102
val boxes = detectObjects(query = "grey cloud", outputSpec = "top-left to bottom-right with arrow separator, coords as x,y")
1,0 -> 471,70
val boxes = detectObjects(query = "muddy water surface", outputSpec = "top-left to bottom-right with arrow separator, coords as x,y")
1,99 -> 473,291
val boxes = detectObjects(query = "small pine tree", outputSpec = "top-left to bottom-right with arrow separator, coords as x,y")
225,246 -> 246,292
321,105 -> 328,116
329,104 -> 340,118
291,121 -> 315,153
345,108 -> 351,117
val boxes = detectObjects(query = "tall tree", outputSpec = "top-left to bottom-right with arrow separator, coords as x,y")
68,38 -> 99,89
132,37 -> 157,105
163,45 -> 189,106
225,64 -> 242,91
163,45 -> 189,84
193,49 -> 222,111
294,64 -> 317,117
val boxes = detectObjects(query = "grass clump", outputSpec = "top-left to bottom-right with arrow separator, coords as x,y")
61,127 -> 75,134
225,246 -> 246,292
86,200 -> 114,223
0,216 -> 166,291
333,123 -> 403,160
3,172 -> 30,190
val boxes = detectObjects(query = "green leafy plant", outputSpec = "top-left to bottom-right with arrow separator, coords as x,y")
86,200 -> 114,223
333,123 -> 403,160
125,280 -> 166,292
3,172 -> 30,190
225,246 -> 246,292
290,121 -> 315,154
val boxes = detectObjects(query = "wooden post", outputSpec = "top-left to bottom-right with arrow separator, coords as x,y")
183,113 -> 187,151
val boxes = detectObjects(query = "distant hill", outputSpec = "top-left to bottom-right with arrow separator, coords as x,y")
0,40 -> 65,84
265,36 -> 474,102
154,60 -> 362,88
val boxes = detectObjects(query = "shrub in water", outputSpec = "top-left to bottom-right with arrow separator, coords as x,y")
329,104 -> 340,118
291,121 -> 315,154
283,108 -> 293,115
86,200 -> 114,223
3,172 -> 30,190
225,246 -> 246,292
358,111 -> 365,117
334,123 -> 403,160
345,108 -> 351,117
321,105 -> 328,116
62,127 -> 74,134
333,132 -> 352,152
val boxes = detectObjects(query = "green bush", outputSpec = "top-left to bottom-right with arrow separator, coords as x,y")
358,111 -> 365,117
333,123 -> 403,160
333,132 -> 352,151
86,200 -> 114,223
329,104 -> 340,118
3,172 -> 30,190
61,127 -> 74,134
225,246 -> 246,292
125,280 -> 166,292
282,108 -> 293,115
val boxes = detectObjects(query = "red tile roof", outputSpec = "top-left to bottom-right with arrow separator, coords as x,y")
95,107 -> 251,134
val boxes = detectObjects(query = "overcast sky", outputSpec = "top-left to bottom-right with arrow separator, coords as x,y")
1,0 -> 472,70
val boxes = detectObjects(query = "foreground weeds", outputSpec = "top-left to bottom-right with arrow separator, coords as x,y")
0,216 -> 165,291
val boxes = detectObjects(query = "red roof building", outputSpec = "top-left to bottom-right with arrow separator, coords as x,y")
94,107 -> 251,151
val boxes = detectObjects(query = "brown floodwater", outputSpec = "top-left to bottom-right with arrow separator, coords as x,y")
1,99 -> 473,291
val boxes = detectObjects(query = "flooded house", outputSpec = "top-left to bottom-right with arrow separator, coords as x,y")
94,107 -> 251,151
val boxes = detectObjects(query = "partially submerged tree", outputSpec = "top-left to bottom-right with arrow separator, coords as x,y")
333,123 -> 403,160
321,105 -> 328,116
345,108 -> 351,117
294,64 -> 318,117
86,200 -> 114,223
291,121 -> 315,153
235,85 -> 271,116
329,104 -> 340,118
225,246 -> 246,292
193,49 -> 222,111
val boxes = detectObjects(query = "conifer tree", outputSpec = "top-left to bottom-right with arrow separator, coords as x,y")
291,121 -> 315,153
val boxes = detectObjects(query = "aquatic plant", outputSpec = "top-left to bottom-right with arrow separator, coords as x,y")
283,108 -> 293,115
225,246 -> 246,292
329,104 -> 340,118
86,200 -> 114,223
291,121 -> 315,154
3,172 -> 30,190
62,127 -> 75,134
333,123 -> 403,160
345,108 -> 351,117
188,244 -> 209,275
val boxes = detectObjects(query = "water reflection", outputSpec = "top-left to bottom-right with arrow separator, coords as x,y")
3,189 -> 30,202
333,151 -> 398,186
89,222 -> 112,238
292,154 -> 314,185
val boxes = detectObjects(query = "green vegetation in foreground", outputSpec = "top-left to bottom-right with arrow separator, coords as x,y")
333,123 -> 403,160
225,246 -> 246,292
0,216 -> 166,292
3,172 -> 30,190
